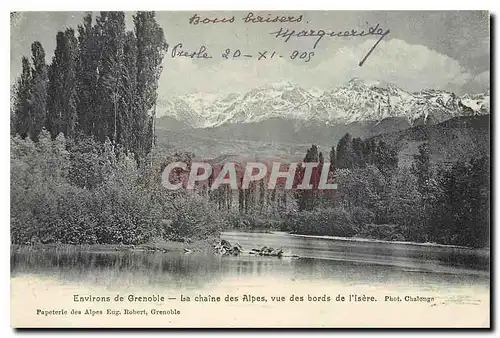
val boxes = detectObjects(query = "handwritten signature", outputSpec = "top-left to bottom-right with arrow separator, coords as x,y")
269,23 -> 390,66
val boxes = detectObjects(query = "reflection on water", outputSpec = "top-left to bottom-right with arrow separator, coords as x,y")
11,231 -> 490,289
223,232 -> 490,271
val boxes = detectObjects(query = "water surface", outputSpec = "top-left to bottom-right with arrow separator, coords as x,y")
11,231 -> 490,292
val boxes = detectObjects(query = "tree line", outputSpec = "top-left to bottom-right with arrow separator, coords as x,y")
283,137 -> 489,248
10,12 -> 231,246
201,133 -> 399,214
11,11 -> 167,160
208,131 -> 489,249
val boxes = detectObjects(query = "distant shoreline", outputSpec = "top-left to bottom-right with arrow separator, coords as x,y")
287,233 -> 490,252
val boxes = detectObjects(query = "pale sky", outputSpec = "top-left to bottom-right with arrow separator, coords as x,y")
11,11 -> 490,97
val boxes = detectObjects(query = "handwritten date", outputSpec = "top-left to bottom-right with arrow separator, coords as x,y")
169,43 -> 314,63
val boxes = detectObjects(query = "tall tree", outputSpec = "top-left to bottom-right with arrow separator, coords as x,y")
336,133 -> 354,169
120,31 -> 139,151
352,137 -> 365,168
47,29 -> 78,139
468,156 -> 490,247
28,41 -> 49,141
362,139 -> 376,165
13,57 -> 32,138
329,145 -> 336,173
412,142 -> 431,192
77,13 -> 100,136
10,84 -> 17,136
386,167 -> 423,240
297,145 -> 320,211
411,142 -> 435,242
370,140 -> 398,175
434,156 -> 490,247
259,179 -> 266,213
134,11 -> 168,158
95,11 -> 126,143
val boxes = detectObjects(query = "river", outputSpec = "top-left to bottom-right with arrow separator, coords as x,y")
10,231 -> 490,327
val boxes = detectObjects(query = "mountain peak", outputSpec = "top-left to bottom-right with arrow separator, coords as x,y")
157,80 -> 490,128
263,80 -> 296,90
346,77 -> 367,88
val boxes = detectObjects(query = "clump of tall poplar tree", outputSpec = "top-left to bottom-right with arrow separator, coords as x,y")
12,11 -> 166,160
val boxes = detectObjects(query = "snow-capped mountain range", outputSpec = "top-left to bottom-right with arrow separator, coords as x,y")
157,78 -> 490,129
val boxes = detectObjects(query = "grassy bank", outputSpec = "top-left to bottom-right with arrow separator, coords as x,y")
10,239 -> 216,255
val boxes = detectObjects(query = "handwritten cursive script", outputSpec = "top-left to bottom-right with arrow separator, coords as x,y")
242,12 -> 303,24
170,43 -> 212,59
269,23 -> 390,66
188,12 -> 303,25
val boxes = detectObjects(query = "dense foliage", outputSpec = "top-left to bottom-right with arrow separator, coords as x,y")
226,137 -> 490,248
11,11 -> 167,159
11,132 -> 226,245
10,12 -> 227,245
283,140 -> 490,248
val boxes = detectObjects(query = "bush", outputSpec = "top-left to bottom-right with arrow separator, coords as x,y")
226,213 -> 283,231
162,192 -> 227,242
10,133 -> 224,245
285,207 -> 357,237
357,224 -> 401,241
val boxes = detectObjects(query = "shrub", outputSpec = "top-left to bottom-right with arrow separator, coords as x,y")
285,207 -> 357,237
226,213 -> 283,231
10,133 -> 224,245
357,223 -> 400,241
162,192 -> 227,242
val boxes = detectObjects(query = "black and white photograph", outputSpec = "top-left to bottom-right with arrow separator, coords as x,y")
9,10 -> 490,328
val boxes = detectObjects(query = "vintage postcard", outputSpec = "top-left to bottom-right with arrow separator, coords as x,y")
10,10 -> 490,328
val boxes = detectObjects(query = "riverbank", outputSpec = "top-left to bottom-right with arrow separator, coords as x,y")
11,230 -> 491,257
10,239 -> 215,255
288,233 -> 491,254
